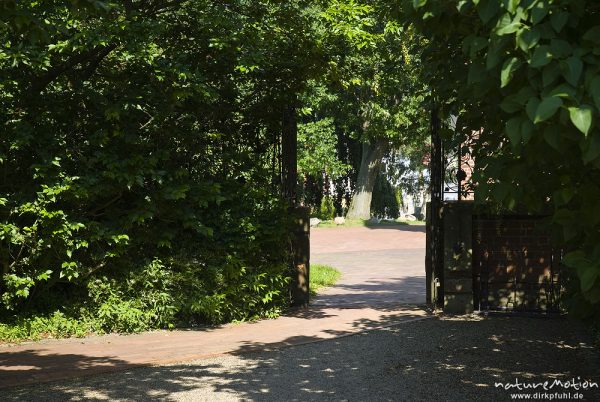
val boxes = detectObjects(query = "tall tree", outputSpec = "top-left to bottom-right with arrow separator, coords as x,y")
306,1 -> 428,219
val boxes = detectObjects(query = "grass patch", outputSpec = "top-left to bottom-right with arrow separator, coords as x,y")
396,219 -> 426,226
310,264 -> 342,296
315,218 -> 425,228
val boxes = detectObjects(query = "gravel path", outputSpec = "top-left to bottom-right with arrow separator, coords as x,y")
5,316 -> 599,401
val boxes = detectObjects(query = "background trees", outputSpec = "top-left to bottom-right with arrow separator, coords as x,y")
297,1 -> 429,220
409,0 -> 600,322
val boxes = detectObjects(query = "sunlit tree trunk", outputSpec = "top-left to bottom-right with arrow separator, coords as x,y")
346,139 -> 389,219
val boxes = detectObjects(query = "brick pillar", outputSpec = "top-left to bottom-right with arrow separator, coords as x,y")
443,201 -> 474,314
290,206 -> 310,307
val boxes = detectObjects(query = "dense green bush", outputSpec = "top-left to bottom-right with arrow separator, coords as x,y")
410,0 -> 600,320
0,0 -> 320,338
371,174 -> 400,219
0,311 -> 96,342
318,196 -> 336,220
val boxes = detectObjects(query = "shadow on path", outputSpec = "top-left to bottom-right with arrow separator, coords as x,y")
363,224 -> 426,232
311,276 -> 425,307
4,317 -> 599,401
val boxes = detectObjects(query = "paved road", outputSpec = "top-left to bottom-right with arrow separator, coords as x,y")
5,317 -> 599,401
311,225 -> 426,307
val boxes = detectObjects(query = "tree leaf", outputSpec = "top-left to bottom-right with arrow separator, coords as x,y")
517,27 -> 540,51
478,0 -> 501,24
505,117 -> 522,144
568,105 -> 593,136
548,83 -> 576,99
588,76 -> 600,111
531,1 -> 549,25
534,96 -> 562,123
496,14 -> 521,35
521,119 -> 534,143
550,11 -> 569,33
583,26 -> 600,44
526,97 -> 540,121
582,134 -> 600,164
550,39 -> 572,58
580,266 -> 599,293
500,86 -> 536,113
500,57 -> 520,87
530,45 -> 552,68
486,37 -> 506,69
505,0 -> 519,14
542,63 -> 561,86
562,56 -> 583,86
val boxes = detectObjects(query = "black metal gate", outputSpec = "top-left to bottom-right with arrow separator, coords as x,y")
472,215 -> 561,312
426,105 -> 443,307
426,108 -> 475,309
425,106 -> 561,313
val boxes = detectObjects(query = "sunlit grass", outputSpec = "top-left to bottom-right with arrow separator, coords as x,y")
310,264 -> 342,296
315,218 -> 425,228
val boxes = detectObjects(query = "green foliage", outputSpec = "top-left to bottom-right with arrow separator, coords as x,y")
309,264 -> 342,296
0,311 -> 95,343
298,1 -> 429,215
87,259 -> 176,332
410,0 -> 600,320
298,118 -> 350,178
0,0 -> 321,336
318,196 -> 336,220
371,173 -> 400,218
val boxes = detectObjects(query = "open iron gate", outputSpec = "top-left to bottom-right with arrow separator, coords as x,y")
426,105 -> 444,307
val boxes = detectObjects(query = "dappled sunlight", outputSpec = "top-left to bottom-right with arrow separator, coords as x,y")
3,316 -> 599,401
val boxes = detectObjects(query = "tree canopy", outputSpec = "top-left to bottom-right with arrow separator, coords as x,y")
297,1 -> 429,219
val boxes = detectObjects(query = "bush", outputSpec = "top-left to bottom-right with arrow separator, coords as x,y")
371,174 -> 400,219
318,196 -> 336,220
0,2 -> 307,340
410,0 -> 600,322
0,311 -> 96,342
85,259 -> 177,333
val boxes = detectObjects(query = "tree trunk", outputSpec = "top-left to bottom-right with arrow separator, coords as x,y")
346,140 -> 389,219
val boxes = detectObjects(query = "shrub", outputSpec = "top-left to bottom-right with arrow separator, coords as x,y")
0,311 -> 96,342
371,174 -> 400,219
318,196 -> 336,220
0,1 -> 305,339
